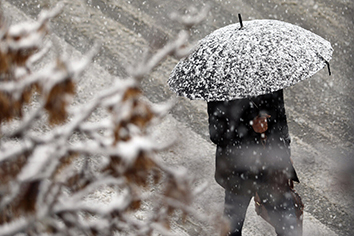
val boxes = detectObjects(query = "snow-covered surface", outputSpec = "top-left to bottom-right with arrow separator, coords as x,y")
1,2 -> 342,235
169,20 -> 333,101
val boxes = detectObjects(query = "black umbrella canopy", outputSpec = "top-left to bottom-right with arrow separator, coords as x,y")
168,19 -> 333,101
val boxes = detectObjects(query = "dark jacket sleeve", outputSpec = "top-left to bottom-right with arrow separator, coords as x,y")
207,101 -> 230,146
207,100 -> 252,146
269,89 -> 291,145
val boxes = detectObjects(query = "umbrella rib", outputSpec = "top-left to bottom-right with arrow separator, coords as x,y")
316,52 -> 332,76
325,61 -> 331,76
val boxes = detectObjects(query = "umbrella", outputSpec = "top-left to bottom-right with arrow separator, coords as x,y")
168,15 -> 333,101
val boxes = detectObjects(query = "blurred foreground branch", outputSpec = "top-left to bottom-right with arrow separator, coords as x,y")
0,3 -> 226,236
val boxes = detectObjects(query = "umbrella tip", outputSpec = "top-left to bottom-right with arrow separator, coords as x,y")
238,13 -> 244,29
325,61 -> 331,76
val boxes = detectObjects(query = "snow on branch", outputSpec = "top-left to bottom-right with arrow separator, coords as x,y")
0,3 -> 226,236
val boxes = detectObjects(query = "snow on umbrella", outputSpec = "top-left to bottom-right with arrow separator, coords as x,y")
168,16 -> 333,101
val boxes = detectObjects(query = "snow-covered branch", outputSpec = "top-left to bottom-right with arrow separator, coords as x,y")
0,4 -> 224,236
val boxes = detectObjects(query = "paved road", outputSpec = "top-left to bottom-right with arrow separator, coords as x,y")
3,0 -> 353,235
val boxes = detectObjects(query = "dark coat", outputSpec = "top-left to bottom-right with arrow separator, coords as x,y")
207,90 -> 299,193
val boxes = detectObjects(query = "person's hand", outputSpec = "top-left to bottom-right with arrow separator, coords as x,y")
251,114 -> 271,134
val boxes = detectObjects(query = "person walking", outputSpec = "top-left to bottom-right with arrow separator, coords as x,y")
207,89 -> 303,236
168,16 -> 332,236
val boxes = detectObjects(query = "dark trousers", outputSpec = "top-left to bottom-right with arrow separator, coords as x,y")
224,173 -> 301,236
224,191 -> 252,236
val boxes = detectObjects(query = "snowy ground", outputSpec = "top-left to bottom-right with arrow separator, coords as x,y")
2,0 -> 353,235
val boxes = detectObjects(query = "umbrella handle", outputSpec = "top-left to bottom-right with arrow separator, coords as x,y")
238,13 -> 244,29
